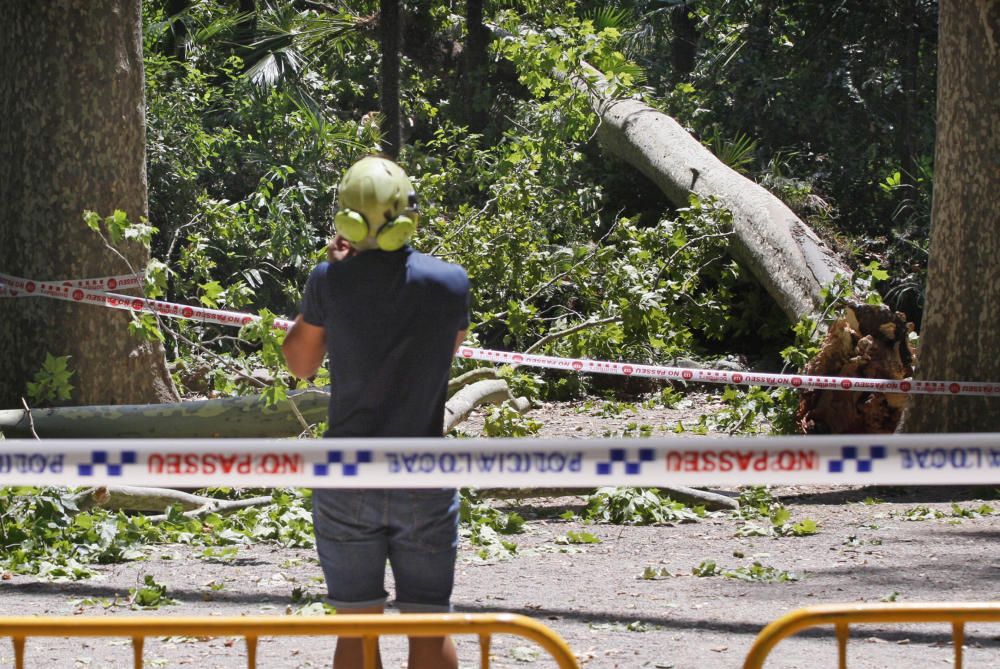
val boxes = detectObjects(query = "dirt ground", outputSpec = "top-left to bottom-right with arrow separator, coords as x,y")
2,394 -> 999,668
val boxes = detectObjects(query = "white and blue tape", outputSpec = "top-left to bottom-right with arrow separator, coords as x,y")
1,435 -> 998,487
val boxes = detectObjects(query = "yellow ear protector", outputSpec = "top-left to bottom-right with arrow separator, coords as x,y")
334,157 -> 420,252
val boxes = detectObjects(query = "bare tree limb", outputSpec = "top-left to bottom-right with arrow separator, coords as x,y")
524,315 -> 621,355
19,398 -> 39,440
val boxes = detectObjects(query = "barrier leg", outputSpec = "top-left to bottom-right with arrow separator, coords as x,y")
952,622 -> 964,669
362,635 -> 379,669
12,637 -> 25,669
835,622 -> 849,669
479,632 -> 491,668
132,635 -> 144,668
246,635 -> 258,669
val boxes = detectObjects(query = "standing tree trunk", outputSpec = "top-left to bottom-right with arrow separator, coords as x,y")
0,0 -> 178,408
896,0 -> 922,187
379,0 -> 402,158
163,0 -> 189,61
900,0 -> 1000,432
463,0 -> 490,133
670,2 -> 698,80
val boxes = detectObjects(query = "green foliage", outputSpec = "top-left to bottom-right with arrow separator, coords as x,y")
134,1 -> 939,426
130,574 -> 177,609
639,566 -> 673,580
584,487 -> 705,525
709,130 -> 758,174
693,558 -> 798,583
724,561 -> 799,583
892,503 -> 996,522
26,354 -> 75,405
483,403 -> 543,437
897,505 -> 944,521
459,491 -> 525,560
84,209 -> 158,248
137,0 -> 809,409
655,1 -> 938,252
555,530 -> 601,545
708,386 -> 797,435
736,487 -> 818,537
128,313 -> 167,344
950,502 -> 994,518
0,487 -> 314,580
692,559 -> 722,577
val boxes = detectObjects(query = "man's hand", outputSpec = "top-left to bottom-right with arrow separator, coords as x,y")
327,234 -> 357,263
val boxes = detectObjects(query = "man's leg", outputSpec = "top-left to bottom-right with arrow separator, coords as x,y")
387,490 -> 461,669
407,635 -> 457,669
334,604 -> 385,669
313,490 -> 391,669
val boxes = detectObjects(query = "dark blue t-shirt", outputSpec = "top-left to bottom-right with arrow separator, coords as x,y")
299,246 -> 470,438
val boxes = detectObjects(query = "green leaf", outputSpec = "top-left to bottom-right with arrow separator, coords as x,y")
198,280 -> 225,308
790,519 -> 818,536
83,210 -> 101,232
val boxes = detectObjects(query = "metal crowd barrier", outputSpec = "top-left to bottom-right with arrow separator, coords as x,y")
0,613 -> 579,669
743,602 -> 1000,669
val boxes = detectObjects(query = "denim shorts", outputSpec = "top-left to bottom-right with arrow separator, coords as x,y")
312,488 -> 460,612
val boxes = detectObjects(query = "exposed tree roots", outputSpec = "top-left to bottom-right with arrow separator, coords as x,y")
797,301 -> 915,433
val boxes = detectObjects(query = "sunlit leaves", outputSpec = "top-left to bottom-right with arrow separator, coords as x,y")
26,354 -> 75,405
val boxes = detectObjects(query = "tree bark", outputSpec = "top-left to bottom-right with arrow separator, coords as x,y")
0,391 -> 329,438
0,0 -> 178,408
591,90 -> 850,322
379,0 -> 402,157
900,0 -> 1000,432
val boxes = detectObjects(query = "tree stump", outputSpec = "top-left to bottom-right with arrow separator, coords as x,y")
797,301 -> 915,434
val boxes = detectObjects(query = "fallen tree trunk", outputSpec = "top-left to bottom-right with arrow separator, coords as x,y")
0,390 -> 330,438
490,25 -> 850,322
588,81 -> 850,322
0,375 -> 524,439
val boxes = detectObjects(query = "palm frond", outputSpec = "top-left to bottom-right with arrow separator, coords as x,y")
586,6 -> 634,32
710,131 -> 758,173
191,11 -> 256,45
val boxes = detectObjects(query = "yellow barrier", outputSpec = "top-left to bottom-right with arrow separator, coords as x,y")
743,602 -> 1000,669
0,613 -> 579,669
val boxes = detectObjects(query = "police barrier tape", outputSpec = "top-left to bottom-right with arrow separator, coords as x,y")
4,271 -> 1000,396
0,271 -> 292,331
1,435 -> 999,487
0,271 -> 143,295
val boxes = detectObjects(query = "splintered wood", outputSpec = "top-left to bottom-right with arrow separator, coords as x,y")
797,302 -> 916,434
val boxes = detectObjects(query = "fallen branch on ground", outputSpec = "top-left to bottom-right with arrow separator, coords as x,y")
68,485 -> 274,520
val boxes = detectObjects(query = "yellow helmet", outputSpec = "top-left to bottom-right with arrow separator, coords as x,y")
334,156 -> 419,251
